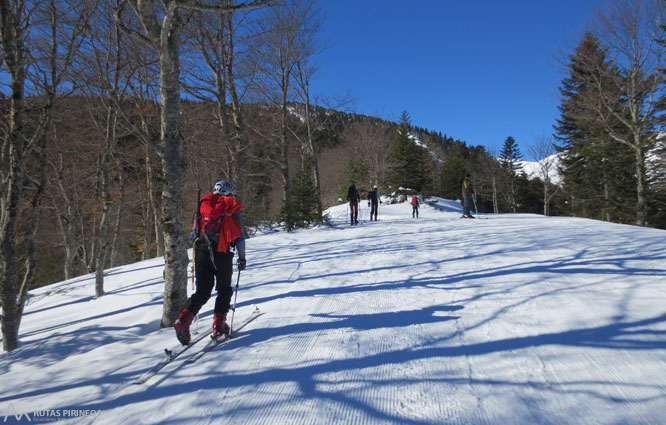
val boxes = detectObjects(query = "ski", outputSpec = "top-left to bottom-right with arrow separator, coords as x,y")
132,327 -> 213,385
459,215 -> 487,220
185,309 -> 264,364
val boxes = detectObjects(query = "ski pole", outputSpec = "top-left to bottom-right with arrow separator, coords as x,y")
229,269 -> 241,335
473,193 -> 478,215
191,239 -> 197,290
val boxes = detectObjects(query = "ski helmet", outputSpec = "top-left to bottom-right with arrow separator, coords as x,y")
213,180 -> 233,196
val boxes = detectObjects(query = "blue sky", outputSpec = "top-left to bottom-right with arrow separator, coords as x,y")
313,0 -> 606,158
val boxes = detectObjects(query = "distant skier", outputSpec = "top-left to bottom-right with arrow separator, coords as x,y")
173,180 -> 247,345
367,185 -> 381,221
462,174 -> 475,218
411,196 -> 420,218
347,184 -> 360,225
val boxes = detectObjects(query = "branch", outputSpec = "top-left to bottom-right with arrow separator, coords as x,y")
175,0 -> 272,14
115,0 -> 157,48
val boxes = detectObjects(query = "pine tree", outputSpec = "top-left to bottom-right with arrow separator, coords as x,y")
439,143 -> 466,200
581,2 -> 664,226
389,111 -> 431,193
499,136 -> 523,173
554,32 -> 636,223
280,161 -> 321,231
499,136 -> 523,212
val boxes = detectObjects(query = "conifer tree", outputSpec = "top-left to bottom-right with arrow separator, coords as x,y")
281,160 -> 320,231
389,111 -> 431,193
439,143 -> 466,200
499,136 -> 523,173
554,32 -> 636,222
499,136 -> 523,212
582,0 -> 665,225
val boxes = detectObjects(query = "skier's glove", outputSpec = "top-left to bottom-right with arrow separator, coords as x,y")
237,258 -> 247,271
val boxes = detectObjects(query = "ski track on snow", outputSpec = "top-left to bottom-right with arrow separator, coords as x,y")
2,200 -> 666,425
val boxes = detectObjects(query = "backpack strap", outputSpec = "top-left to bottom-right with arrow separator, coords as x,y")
199,233 -> 218,271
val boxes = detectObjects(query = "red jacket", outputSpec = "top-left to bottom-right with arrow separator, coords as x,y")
198,194 -> 243,253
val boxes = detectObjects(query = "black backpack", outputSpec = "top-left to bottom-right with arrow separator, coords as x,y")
347,186 -> 358,202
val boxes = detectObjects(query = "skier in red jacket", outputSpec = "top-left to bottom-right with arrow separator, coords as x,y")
173,180 -> 246,345
411,196 -> 420,218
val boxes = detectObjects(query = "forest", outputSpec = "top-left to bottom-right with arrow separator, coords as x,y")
1,0 -> 664,352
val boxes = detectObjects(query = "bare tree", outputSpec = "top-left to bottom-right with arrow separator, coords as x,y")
81,0 -> 134,297
290,3 -> 325,214
1,0 -> 88,351
116,0 -> 268,328
109,156 -> 125,267
341,119 -> 393,188
50,151 -> 89,279
182,3 -> 259,205
252,0 -> 314,205
122,60 -> 164,258
585,0 -> 665,226
529,134 -> 561,216
479,146 -> 502,214
0,0 -> 33,353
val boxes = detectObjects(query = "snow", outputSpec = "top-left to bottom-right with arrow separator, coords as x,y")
2,200 -> 666,424
518,154 -> 562,183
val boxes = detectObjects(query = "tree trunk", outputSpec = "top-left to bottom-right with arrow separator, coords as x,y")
94,102 -> 119,298
17,136 -> 48,331
51,157 -> 78,279
95,156 -> 111,298
159,25 -> 189,328
634,144 -> 647,226
603,183 -> 610,222
0,103 -> 25,352
543,179 -> 549,216
0,6 -> 27,350
142,199 -> 153,260
301,80 -> 322,217
145,146 -> 163,257
492,177 -> 498,214
223,11 -> 248,205
109,161 -> 124,268
280,81 -> 291,204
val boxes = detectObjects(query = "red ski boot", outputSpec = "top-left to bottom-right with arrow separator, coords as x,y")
173,309 -> 194,346
213,312 -> 230,339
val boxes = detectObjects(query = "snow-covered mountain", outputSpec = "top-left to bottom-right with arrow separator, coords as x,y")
2,200 -> 665,425
518,154 -> 562,183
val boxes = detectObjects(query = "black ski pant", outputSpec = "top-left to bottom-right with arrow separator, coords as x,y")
463,195 -> 473,216
370,201 -> 378,221
186,244 -> 234,316
412,205 -> 419,218
349,202 -> 359,223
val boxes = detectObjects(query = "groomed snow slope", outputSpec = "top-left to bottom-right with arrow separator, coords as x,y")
1,199 -> 665,425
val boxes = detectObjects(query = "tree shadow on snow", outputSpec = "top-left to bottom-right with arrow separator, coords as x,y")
55,309 -> 666,425
7,212 -> 666,424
